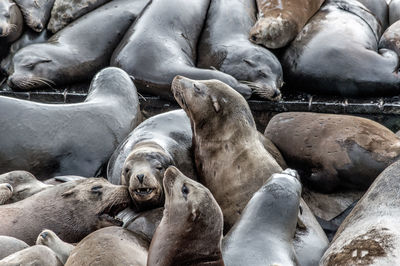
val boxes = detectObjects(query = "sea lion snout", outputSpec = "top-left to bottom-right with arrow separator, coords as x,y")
136,173 -> 144,184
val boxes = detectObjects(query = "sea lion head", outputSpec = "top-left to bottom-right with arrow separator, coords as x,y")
235,46 -> 283,101
0,171 -> 51,203
60,178 -> 131,228
147,166 -> 223,265
249,15 -> 298,49
172,75 -> 256,130
7,45 -> 56,90
0,0 -> 22,43
122,144 -> 173,211
36,229 -> 74,264
0,183 -> 13,204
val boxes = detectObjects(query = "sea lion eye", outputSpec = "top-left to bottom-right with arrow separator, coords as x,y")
182,184 -> 189,196
156,165 -> 163,171
91,185 -> 102,194
24,63 -> 35,69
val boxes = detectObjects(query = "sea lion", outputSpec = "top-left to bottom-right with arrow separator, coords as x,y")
147,166 -> 224,266
48,0 -> 112,33
0,171 -> 51,203
379,20 -> 400,57
0,245 -> 62,266
320,160 -> 400,265
0,0 -> 23,44
0,183 -> 12,204
265,112 -> 400,192
197,0 -> 283,101
7,0 -> 149,91
0,178 -> 130,245
118,207 -> 164,240
14,0 -> 55,32
65,226 -> 149,266
283,0 -> 400,97
0,236 -> 28,260
36,229 -> 74,264
0,67 -> 141,179
389,0 -> 400,25
111,0 -> 251,100
249,0 -> 324,49
172,75 -> 282,231
107,109 -> 196,211
222,169 -> 301,266
357,0 -> 389,30
1,28 -> 51,75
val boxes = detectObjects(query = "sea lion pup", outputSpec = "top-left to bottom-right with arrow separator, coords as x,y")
0,171 -> 51,203
65,226 -> 149,266
265,112 -> 400,192
0,236 -> 29,260
223,169 -> 301,266
0,245 -> 62,266
111,0 -> 251,100
357,0 -> 389,30
0,67 -> 141,179
14,0 -> 55,32
0,0 -> 23,45
283,0 -> 400,97
1,29 -> 51,75
172,75 -> 282,232
249,0 -> 324,49
7,0 -> 149,91
320,160 -> 400,265
0,178 -> 130,245
107,110 -> 197,211
36,229 -> 74,264
389,0 -> 400,25
0,183 -> 12,204
197,0 -> 283,101
379,20 -> 400,57
48,0 -> 112,33
147,166 -> 224,266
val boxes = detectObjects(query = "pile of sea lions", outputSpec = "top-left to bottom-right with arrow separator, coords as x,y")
0,0 -> 399,99
1,0 -> 400,265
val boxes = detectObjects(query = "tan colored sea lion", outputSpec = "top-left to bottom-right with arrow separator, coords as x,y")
0,178 -> 130,245
0,245 -> 62,266
265,112 -> 400,192
65,226 -> 149,266
250,0 -> 325,49
147,166 -> 224,266
36,229 -> 74,264
172,75 -> 282,232
0,183 -> 12,204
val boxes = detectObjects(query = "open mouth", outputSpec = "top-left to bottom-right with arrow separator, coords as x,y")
134,188 -> 155,196
99,202 -> 130,226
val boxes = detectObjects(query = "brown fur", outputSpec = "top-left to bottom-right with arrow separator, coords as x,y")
148,166 -> 224,266
65,226 -> 148,266
250,0 -> 324,48
172,76 -> 282,232
0,178 -> 130,245
265,112 -> 400,192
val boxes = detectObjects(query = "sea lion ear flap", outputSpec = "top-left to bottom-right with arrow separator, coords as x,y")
190,208 -> 200,222
210,95 -> 220,113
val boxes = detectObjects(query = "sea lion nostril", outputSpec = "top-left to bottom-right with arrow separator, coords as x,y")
251,35 -> 257,42
136,174 -> 144,183
40,231 -> 48,239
